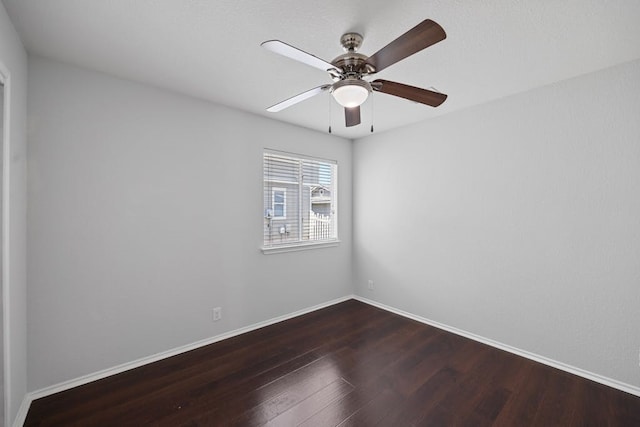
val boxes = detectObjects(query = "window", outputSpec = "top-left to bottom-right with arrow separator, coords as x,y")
263,150 -> 338,251
272,188 -> 286,219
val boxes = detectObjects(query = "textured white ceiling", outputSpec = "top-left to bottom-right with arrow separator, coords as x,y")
3,0 -> 640,138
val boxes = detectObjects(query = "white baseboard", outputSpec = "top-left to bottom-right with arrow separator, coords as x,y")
12,395 -> 31,427
15,293 -> 639,426
353,295 -> 640,398
16,295 -> 354,426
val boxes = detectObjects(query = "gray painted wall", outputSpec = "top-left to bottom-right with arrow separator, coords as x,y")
0,2 -> 28,425
353,59 -> 640,388
27,56 -> 353,391
0,79 -> 4,427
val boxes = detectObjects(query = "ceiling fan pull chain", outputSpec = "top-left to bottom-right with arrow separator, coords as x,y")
328,93 -> 332,133
370,95 -> 374,133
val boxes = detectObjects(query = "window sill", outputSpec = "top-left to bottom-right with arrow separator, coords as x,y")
261,240 -> 340,255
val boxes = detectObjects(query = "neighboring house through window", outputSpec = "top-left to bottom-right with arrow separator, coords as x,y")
263,150 -> 338,250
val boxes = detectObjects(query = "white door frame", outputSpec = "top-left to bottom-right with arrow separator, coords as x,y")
0,62 -> 11,427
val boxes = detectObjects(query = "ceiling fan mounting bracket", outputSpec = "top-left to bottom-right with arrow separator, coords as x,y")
340,32 -> 363,52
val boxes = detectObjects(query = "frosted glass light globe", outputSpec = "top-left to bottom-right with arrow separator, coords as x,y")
331,80 -> 371,108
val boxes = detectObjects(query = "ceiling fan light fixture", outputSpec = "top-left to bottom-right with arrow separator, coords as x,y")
262,19 -> 448,127
331,79 -> 371,108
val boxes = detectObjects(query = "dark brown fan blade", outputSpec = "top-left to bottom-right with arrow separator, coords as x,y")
365,19 -> 446,73
345,106 -> 361,127
372,79 -> 447,107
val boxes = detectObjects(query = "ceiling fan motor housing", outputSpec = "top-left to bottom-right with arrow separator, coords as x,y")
331,52 -> 375,77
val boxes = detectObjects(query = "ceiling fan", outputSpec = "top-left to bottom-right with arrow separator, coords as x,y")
261,19 -> 447,128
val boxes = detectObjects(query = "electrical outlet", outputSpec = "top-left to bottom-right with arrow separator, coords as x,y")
368,280 -> 374,291
212,307 -> 222,322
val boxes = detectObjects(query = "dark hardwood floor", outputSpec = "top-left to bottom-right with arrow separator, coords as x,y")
25,299 -> 640,426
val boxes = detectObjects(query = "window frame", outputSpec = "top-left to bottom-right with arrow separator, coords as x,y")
262,149 -> 339,254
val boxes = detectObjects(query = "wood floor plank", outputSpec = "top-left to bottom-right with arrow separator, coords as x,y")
153,352 -> 350,426
265,378 -> 353,426
335,387 -> 404,427
227,356 -> 348,426
421,348 -> 511,425
25,299 -> 640,426
297,374 -> 396,427
492,363 -> 550,426
381,366 -> 463,426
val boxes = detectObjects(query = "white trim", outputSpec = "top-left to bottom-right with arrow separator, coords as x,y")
12,396 -> 28,427
353,296 -> 640,398
24,295 -> 353,406
264,178 -> 298,185
261,239 -> 340,254
264,148 -> 338,165
331,163 -> 338,239
0,63 -> 12,427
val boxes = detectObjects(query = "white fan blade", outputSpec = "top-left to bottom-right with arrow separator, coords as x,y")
262,40 -> 337,73
267,85 -> 331,112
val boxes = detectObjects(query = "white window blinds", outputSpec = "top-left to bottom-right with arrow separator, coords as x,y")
263,151 -> 338,248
